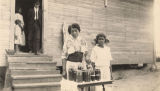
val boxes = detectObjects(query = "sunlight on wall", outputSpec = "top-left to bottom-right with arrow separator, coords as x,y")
154,0 -> 160,57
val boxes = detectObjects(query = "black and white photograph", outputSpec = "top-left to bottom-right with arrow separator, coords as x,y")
0,0 -> 160,91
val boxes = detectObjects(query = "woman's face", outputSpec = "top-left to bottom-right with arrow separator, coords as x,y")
97,36 -> 105,47
71,28 -> 79,39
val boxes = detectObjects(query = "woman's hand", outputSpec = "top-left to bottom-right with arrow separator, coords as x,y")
62,69 -> 66,77
62,58 -> 67,78
91,62 -> 95,69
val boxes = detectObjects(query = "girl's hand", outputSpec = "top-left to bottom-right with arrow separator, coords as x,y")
15,19 -> 21,24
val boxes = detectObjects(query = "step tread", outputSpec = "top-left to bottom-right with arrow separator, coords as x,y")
9,67 -> 56,70
7,54 -> 52,57
11,69 -> 58,71
13,82 -> 61,88
11,69 -> 60,75
12,74 -> 62,79
9,61 -> 57,63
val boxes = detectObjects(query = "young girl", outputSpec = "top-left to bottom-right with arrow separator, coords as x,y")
14,7 -> 25,53
90,33 -> 113,91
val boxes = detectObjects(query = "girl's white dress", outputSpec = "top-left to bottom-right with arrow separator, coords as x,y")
14,13 -> 25,45
90,45 -> 113,91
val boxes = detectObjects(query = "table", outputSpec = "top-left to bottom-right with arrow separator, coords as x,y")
77,80 -> 113,91
61,79 -> 113,91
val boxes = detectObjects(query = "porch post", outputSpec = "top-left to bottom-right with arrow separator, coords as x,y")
42,0 -> 48,54
9,0 -> 15,50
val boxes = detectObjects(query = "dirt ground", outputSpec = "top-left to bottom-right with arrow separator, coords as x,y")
1,63 -> 160,91
109,63 -> 160,91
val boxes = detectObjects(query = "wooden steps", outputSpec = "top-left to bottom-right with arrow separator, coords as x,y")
6,54 -> 62,91
11,69 -> 60,75
12,74 -> 62,84
9,62 -> 57,70
7,55 -> 52,62
13,82 -> 60,91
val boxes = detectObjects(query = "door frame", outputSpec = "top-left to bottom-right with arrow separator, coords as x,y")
10,0 -> 48,53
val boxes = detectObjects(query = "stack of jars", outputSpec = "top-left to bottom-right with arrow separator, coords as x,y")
68,64 -> 101,82
91,69 -> 101,81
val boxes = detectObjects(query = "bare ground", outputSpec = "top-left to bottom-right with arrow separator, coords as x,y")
109,63 -> 160,91
1,63 -> 160,91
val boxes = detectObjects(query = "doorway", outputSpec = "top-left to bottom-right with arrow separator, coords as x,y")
15,0 -> 43,53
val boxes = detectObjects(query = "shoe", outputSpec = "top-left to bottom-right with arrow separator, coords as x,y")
35,51 -> 40,55
35,53 -> 40,55
35,53 -> 38,55
29,51 -> 32,53
37,51 -> 41,54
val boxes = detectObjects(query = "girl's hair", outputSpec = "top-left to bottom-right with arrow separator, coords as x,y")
94,33 -> 109,44
68,23 -> 81,34
15,7 -> 22,13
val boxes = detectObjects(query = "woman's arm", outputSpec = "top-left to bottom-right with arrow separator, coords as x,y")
61,42 -> 68,76
62,58 -> 67,77
15,14 -> 24,31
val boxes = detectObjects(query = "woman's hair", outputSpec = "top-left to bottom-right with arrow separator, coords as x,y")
94,33 -> 109,44
68,23 -> 81,34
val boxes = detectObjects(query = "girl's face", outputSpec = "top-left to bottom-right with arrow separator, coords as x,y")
97,36 -> 105,47
18,8 -> 22,13
71,28 -> 79,39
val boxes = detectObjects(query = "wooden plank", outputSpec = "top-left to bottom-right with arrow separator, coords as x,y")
77,80 -> 113,88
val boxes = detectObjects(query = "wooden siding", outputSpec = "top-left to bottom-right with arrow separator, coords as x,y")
0,0 -> 10,66
0,0 -> 153,66
44,0 -> 154,65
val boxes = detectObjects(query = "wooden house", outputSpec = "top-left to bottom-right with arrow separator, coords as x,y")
0,0 -> 154,90
0,0 -> 154,66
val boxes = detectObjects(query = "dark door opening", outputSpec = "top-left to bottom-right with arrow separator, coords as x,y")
15,0 -> 42,53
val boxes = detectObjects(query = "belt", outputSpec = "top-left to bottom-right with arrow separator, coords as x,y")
67,52 -> 83,62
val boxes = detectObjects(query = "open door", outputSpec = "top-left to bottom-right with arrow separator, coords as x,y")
15,0 -> 43,53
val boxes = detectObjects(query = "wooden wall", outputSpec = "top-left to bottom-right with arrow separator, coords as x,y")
106,0 -> 154,64
0,0 -> 10,66
0,0 -> 154,66
44,0 -> 154,65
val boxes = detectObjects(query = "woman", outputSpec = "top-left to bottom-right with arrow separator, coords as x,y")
62,23 -> 88,79
14,7 -> 25,53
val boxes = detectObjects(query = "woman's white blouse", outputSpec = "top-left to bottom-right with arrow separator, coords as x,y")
62,35 -> 88,59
